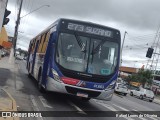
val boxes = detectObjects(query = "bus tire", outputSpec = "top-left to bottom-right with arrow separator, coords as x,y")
28,62 -> 30,72
38,70 -> 45,93
28,73 -> 32,78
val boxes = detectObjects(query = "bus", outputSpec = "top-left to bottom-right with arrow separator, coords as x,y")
27,18 -> 121,101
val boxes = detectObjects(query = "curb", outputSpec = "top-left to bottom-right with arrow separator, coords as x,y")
1,89 -> 17,111
0,89 -> 19,120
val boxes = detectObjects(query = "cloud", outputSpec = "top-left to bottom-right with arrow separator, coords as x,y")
6,0 -> 160,68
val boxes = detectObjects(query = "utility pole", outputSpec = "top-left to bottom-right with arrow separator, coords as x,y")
119,31 -> 127,77
150,33 -> 160,70
13,0 -> 23,54
146,24 -> 160,69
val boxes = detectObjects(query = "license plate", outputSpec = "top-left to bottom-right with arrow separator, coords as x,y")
77,92 -> 88,98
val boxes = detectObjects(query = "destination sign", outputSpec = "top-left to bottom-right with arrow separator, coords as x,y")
67,23 -> 113,37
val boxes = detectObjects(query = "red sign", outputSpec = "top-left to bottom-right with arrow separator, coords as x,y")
2,41 -> 12,48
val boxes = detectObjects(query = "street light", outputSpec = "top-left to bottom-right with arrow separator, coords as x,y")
119,31 -> 127,78
14,4 -> 50,52
120,31 -> 128,67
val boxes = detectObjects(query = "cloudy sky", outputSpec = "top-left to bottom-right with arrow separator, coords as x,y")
5,0 -> 160,69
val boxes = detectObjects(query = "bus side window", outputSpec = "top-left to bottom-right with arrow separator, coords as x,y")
31,39 -> 36,53
28,42 -> 32,53
38,34 -> 45,53
41,31 -> 50,53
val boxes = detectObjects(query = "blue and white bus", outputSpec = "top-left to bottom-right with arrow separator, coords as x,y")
27,18 -> 121,101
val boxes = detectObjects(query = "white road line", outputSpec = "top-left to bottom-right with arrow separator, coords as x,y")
68,101 -> 86,114
112,104 -> 129,111
132,109 -> 158,120
112,104 -> 148,120
148,117 -> 159,120
39,96 -> 53,108
30,95 -> 44,120
93,100 -> 135,120
30,95 -> 38,109
97,102 -> 117,111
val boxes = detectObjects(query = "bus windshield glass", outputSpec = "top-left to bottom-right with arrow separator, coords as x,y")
56,32 -> 118,76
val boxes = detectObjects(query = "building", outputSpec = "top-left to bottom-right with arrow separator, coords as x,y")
120,66 -> 160,94
0,27 -> 12,49
119,66 -> 140,78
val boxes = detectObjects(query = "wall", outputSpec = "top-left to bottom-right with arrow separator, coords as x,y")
0,27 -> 8,46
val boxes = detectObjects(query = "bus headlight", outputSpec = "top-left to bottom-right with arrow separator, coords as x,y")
105,80 -> 116,90
51,69 -> 62,82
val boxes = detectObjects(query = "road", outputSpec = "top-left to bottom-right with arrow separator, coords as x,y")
0,59 -> 160,120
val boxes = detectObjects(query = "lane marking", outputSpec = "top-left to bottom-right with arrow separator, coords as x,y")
39,96 -> 53,108
132,109 -> 158,120
30,95 -> 44,120
30,95 -> 39,111
96,102 -> 117,111
112,104 -> 129,111
124,97 -> 154,111
93,100 -> 134,120
112,104 -> 148,120
68,101 -> 86,114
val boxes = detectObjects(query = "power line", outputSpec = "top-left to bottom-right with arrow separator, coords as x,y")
127,33 -> 156,39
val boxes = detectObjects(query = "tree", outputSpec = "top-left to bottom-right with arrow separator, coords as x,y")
126,69 -> 153,88
137,69 -> 153,87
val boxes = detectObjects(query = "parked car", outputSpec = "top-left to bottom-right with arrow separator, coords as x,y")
1,50 -> 7,57
114,83 -> 129,96
15,54 -> 24,60
130,87 -> 154,102
23,56 -> 27,60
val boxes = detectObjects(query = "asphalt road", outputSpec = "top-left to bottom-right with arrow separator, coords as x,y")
1,60 -> 160,120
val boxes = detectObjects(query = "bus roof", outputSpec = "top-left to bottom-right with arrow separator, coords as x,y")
58,18 -> 120,32
30,18 -> 120,42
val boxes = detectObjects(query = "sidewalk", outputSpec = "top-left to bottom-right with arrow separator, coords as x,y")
0,52 -> 19,120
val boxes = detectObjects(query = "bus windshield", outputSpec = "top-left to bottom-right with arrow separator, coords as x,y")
56,32 -> 118,76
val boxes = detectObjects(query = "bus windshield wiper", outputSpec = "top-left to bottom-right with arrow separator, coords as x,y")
91,41 -> 95,64
75,33 -> 86,53
91,40 -> 105,63
91,40 -> 105,55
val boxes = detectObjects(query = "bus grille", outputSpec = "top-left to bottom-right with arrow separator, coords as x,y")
65,86 -> 101,98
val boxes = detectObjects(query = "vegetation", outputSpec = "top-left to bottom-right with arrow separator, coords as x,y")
16,48 -> 28,57
126,69 -> 153,87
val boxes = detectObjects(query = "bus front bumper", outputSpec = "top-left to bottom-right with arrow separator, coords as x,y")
46,77 -> 114,101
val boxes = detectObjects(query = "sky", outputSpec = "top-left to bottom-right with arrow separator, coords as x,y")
5,0 -> 160,69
